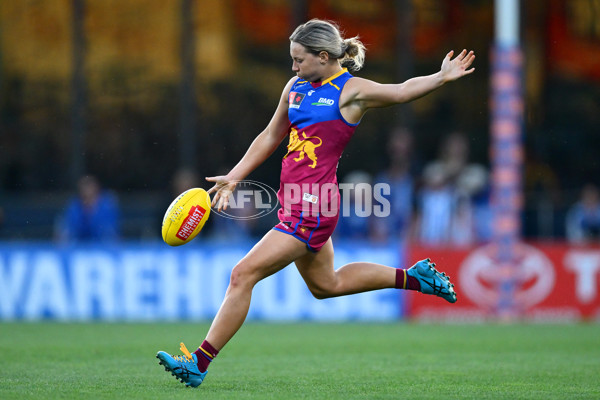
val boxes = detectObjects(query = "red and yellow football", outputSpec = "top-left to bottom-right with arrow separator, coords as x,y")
162,188 -> 211,246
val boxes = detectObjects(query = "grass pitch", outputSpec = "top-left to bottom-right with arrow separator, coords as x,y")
1,322 -> 599,399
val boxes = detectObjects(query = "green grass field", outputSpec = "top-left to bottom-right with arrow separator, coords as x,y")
1,322 -> 599,399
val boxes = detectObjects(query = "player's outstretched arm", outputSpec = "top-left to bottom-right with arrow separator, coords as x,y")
206,77 -> 296,211
343,49 -> 475,115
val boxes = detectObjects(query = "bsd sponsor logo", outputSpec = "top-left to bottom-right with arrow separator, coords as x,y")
213,180 -> 279,220
312,97 -> 335,106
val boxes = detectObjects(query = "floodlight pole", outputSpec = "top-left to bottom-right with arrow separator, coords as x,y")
491,0 -> 523,319
179,0 -> 197,170
70,0 -> 87,187
394,0 -> 414,129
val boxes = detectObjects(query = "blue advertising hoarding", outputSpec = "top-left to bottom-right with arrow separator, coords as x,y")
0,241 -> 405,321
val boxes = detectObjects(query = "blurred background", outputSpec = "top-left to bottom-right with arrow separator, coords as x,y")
0,0 -> 599,322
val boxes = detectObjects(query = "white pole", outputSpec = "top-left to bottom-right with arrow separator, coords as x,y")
495,0 -> 520,46
491,0 -> 523,319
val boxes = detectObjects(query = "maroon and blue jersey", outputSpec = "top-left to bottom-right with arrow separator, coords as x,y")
277,68 -> 358,217
275,69 -> 359,251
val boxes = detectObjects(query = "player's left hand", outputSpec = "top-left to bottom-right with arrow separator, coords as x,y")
440,49 -> 475,82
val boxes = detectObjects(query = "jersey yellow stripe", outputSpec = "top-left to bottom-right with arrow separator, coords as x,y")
321,68 -> 348,87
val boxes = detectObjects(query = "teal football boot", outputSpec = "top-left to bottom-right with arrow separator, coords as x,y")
406,258 -> 457,303
157,342 -> 207,388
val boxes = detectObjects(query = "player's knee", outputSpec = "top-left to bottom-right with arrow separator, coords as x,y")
308,285 -> 335,300
229,261 -> 257,290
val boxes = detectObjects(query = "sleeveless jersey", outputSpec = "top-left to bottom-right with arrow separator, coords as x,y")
278,68 -> 358,216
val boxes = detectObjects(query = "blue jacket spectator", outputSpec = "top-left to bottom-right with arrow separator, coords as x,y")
372,128 -> 418,243
336,170 -> 374,241
566,184 -> 600,244
56,175 -> 120,242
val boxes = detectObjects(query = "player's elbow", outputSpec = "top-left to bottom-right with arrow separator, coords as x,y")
262,126 -> 287,150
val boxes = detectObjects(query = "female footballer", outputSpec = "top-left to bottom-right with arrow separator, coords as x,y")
157,19 -> 475,387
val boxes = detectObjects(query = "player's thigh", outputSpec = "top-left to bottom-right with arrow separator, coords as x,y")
294,238 -> 336,293
234,229 -> 309,283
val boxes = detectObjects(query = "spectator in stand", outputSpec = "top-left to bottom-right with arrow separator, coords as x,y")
566,183 -> 600,244
55,175 -> 120,243
413,132 -> 490,246
372,127 -> 419,243
160,168 -> 203,237
414,162 -> 455,245
171,168 -> 199,198
456,162 -> 491,243
335,170 -> 374,241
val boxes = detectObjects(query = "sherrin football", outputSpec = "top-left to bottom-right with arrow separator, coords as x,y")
162,188 -> 211,246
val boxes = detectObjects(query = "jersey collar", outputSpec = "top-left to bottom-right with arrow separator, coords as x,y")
321,68 -> 348,86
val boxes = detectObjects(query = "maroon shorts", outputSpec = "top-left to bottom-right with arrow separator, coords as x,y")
273,208 -> 338,252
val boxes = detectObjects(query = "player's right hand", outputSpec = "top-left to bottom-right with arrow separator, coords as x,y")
206,175 -> 238,211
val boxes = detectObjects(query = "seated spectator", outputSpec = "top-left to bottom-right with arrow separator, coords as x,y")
456,163 -> 491,243
413,132 -> 490,246
372,127 -> 418,243
566,183 -> 600,244
414,163 -> 455,245
171,168 -> 199,198
336,170 -> 374,241
55,175 -> 120,243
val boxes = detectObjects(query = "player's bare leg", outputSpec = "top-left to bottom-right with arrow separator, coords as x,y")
295,238 -> 456,302
205,229 -> 308,349
157,229 -> 309,387
294,239 -> 397,298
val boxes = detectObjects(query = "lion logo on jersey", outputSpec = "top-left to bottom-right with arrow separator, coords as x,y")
284,128 -> 322,168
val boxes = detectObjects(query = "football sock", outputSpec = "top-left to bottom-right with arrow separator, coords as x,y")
395,268 -> 421,291
193,340 -> 219,373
